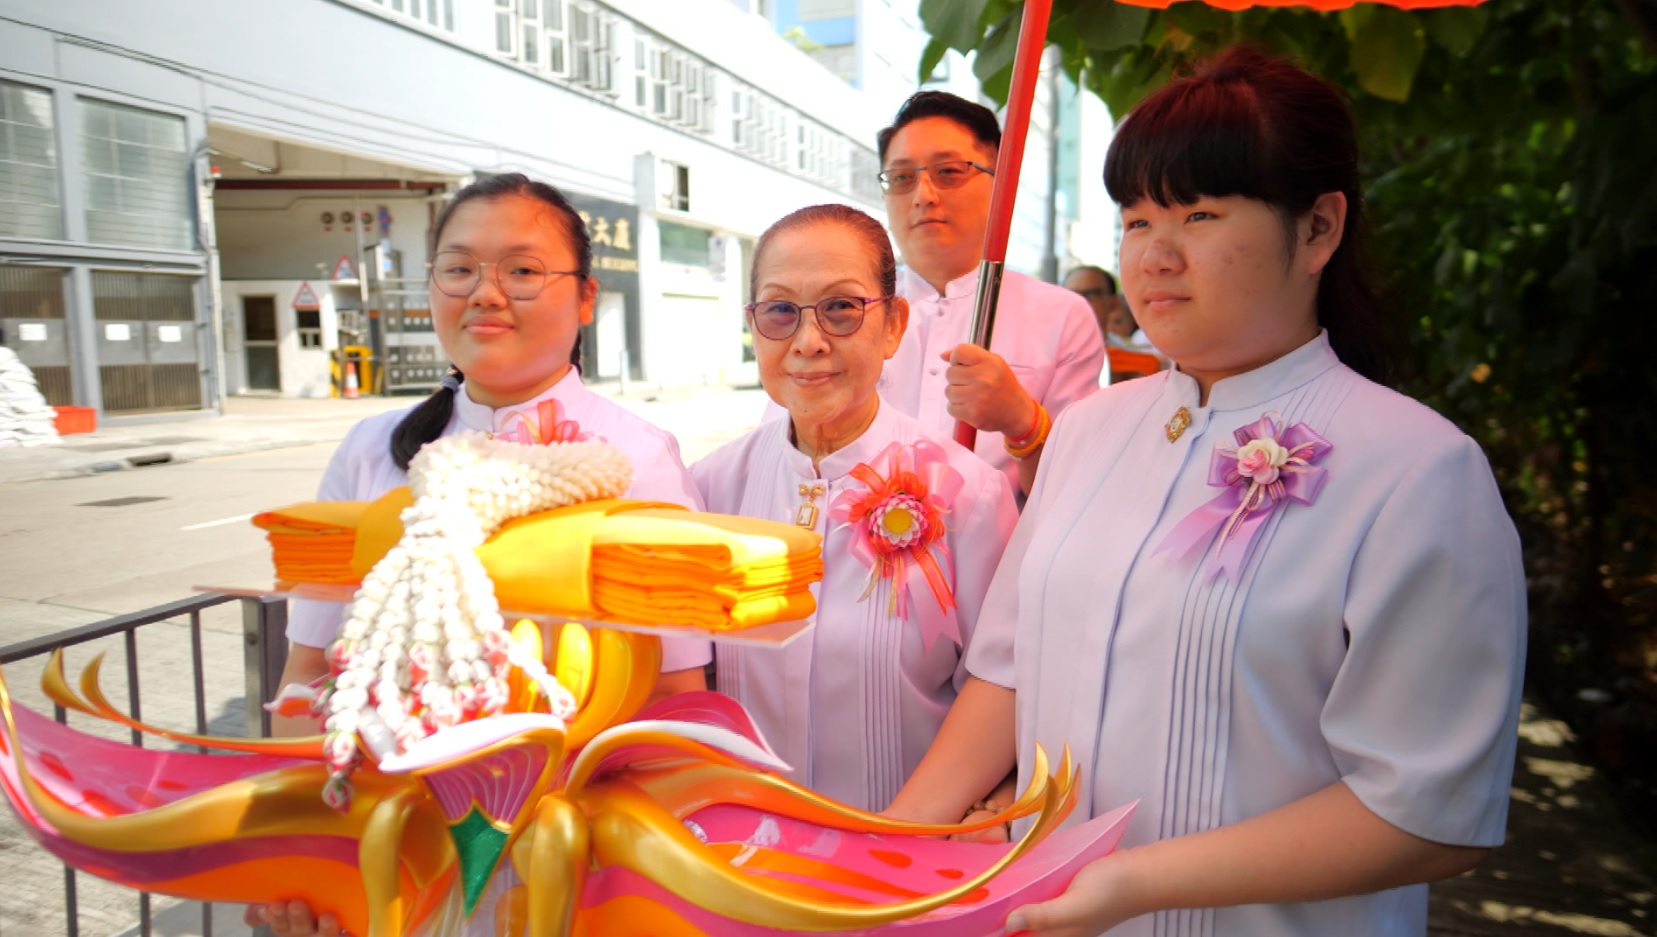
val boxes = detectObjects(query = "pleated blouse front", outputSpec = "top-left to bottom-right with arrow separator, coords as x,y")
967,333 -> 1527,937
694,399 -> 1017,812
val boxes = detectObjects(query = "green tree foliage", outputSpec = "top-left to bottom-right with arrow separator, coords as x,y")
921,0 -> 1657,782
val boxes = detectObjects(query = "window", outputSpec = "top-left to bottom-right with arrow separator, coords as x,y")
632,35 -> 712,130
495,0 -> 516,55
634,37 -> 648,108
683,60 -> 702,127
544,0 -> 567,75
659,220 -> 709,265
0,80 -> 62,240
79,99 -> 192,250
851,147 -> 882,202
295,309 -> 323,348
569,3 -> 614,92
376,0 -> 455,30
795,119 -> 847,188
660,161 -> 690,213
730,85 -> 747,147
650,48 -> 680,120
517,0 -> 542,67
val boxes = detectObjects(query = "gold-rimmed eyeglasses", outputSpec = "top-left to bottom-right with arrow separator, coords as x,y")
426,251 -> 581,300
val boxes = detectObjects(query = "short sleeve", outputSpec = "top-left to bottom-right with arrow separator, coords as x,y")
626,429 -> 705,512
1322,434 -> 1526,846
964,399 -> 1088,689
949,463 -> 1019,690
1040,289 -> 1106,417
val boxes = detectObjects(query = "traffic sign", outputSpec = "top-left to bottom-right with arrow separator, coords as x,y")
292,281 -> 320,310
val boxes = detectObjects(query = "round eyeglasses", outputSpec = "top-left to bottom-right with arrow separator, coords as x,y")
877,160 -> 995,195
745,295 -> 893,341
426,251 -> 581,300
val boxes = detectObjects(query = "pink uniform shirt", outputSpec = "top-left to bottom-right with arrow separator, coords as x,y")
693,400 -> 1017,811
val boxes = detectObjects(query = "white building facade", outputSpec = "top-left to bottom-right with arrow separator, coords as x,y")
0,0 -> 896,413
0,0 -> 1124,415
755,0 -> 1118,284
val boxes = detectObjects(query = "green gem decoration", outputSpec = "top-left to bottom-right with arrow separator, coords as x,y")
448,807 -> 511,916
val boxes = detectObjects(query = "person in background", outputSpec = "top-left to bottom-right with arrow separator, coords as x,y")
1063,264 -> 1127,343
695,203 -> 1017,813
877,91 -> 1105,497
1068,264 -> 1167,382
887,47 -> 1526,937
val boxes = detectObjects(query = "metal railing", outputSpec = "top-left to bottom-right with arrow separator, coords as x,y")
0,593 -> 289,937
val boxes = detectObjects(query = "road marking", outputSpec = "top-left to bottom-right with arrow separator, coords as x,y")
181,513 -> 255,531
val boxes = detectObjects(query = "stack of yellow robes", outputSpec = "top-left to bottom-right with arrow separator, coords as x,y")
254,501 -> 365,586
253,491 -> 823,631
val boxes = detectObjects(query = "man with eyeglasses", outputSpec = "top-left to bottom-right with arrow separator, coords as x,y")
876,92 -> 1105,497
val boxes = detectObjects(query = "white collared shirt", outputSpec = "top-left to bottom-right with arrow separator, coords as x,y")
881,267 -> 1106,491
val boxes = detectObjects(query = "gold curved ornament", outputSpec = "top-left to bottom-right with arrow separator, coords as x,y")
550,621 -> 595,710
564,629 -> 658,748
579,769 -> 1071,931
519,795 -> 590,937
43,650 -> 324,758
3,611 -> 1114,937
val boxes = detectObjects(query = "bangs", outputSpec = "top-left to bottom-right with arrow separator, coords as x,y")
1104,80 -> 1282,209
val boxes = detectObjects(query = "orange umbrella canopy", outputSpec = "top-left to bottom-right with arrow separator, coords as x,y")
1119,0 -> 1481,8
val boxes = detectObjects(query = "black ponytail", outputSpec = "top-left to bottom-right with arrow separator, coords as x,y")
391,368 -> 462,471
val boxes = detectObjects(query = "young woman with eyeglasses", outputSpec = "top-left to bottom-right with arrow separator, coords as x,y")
690,204 -> 1018,814
267,173 -> 709,740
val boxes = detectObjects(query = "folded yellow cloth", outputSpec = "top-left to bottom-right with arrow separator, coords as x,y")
253,492 -> 822,631
252,501 -> 366,534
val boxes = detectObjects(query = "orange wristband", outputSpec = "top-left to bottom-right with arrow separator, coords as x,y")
1004,404 -> 1051,460
1005,400 -> 1044,448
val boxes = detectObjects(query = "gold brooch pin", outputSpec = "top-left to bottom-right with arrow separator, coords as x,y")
795,482 -> 826,528
1165,406 -> 1192,443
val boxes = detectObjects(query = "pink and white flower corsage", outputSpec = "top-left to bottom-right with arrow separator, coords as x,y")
1155,412 -> 1332,581
828,440 -> 964,651
497,398 -> 588,445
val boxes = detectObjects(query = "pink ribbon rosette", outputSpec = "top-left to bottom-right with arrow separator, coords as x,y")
1155,412 -> 1332,581
497,398 -> 589,445
829,440 -> 964,652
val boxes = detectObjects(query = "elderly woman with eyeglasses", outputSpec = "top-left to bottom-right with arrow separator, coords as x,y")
689,204 -> 1018,814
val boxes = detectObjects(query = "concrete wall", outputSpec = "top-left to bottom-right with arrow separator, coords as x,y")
214,189 -> 437,282
220,279 -> 339,398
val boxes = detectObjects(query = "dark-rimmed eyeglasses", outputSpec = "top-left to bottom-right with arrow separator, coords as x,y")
745,295 -> 893,341
426,250 -> 581,300
877,160 -> 994,195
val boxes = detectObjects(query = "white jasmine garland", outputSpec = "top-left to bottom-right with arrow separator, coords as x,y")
314,432 -> 632,809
